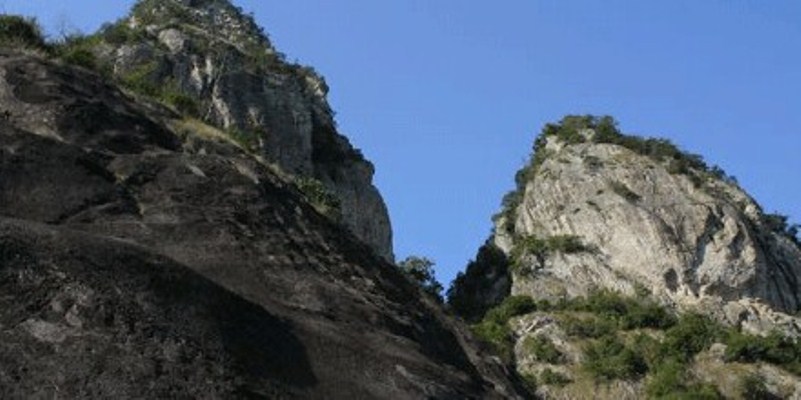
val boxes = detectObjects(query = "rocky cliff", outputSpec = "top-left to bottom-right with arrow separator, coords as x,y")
494,116 -> 801,335
0,25 -> 529,400
449,115 -> 801,398
82,0 -> 393,259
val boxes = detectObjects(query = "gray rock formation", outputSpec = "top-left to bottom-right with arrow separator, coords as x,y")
0,49 -> 528,398
92,0 -> 393,259
493,119 -> 801,336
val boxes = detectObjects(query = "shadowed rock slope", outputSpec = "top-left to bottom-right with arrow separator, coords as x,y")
0,50 -> 527,398
80,0 -> 393,259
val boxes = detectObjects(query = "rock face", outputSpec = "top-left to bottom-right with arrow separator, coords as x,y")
92,0 -> 393,259
487,117 -> 801,335
0,50 -> 527,398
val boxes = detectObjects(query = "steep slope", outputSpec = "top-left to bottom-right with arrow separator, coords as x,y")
455,115 -> 801,334
502,116 -> 801,334
0,48 -> 528,398
449,116 -> 801,398
71,0 -> 393,259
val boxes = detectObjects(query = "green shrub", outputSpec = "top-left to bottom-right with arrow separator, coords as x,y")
51,33 -> 111,73
511,236 -> 549,263
528,148 -> 555,175
681,384 -> 724,400
99,22 -> 143,45
0,15 -> 46,49
631,333 -> 666,368
493,147 -> 549,234
120,62 -> 161,97
724,331 -> 774,363
542,119 -> 587,145
583,335 -> 647,381
621,302 -> 676,330
564,290 -> 676,330
472,319 -> 514,361
520,372 -> 538,392
523,335 -> 563,364
60,47 -> 96,69
295,176 -> 341,221
725,330 -> 801,374
645,359 -> 685,398
226,128 -> 260,152
161,90 -> 199,116
570,290 -> 631,316
660,313 -> 723,362
594,115 -> 621,141
763,213 -> 801,246
483,295 -> 538,324
511,234 -> 589,269
740,374 -> 778,400
547,234 -> 588,253
559,314 -> 616,339
539,368 -> 571,386
610,180 -> 641,202
471,295 -> 538,361
397,256 -> 443,302
446,242 -> 511,322
131,0 -> 192,26
494,189 -> 523,234
583,155 -> 603,170
644,358 -> 723,399
117,58 -> 202,118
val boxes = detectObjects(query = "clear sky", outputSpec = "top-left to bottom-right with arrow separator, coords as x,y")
5,1 -> 800,290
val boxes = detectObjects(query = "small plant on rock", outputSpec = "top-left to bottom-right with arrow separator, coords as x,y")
0,15 -> 47,50
523,335 -> 563,364
397,256 -> 444,302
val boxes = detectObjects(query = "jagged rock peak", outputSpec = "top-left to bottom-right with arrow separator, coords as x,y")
510,116 -> 801,334
92,0 -> 394,259
448,115 -> 801,398
457,115 -> 801,336
129,0 -> 273,52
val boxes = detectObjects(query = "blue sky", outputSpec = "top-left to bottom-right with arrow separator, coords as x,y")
5,1 -> 800,289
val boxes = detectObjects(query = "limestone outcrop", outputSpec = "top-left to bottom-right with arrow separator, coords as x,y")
91,0 -> 393,259
457,116 -> 801,336
448,116 -> 801,398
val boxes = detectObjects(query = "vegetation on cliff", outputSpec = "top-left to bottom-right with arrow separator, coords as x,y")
447,242 -> 512,322
449,115 -> 801,398
469,290 -> 801,398
0,15 -> 47,50
397,256 -> 444,302
0,1 -> 393,258
493,115 -> 747,234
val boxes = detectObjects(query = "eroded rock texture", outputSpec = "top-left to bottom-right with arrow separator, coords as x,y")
0,50 -> 527,399
496,130 -> 801,336
93,0 -> 392,259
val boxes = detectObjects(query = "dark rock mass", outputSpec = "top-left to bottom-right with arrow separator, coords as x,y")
0,50 -> 527,398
